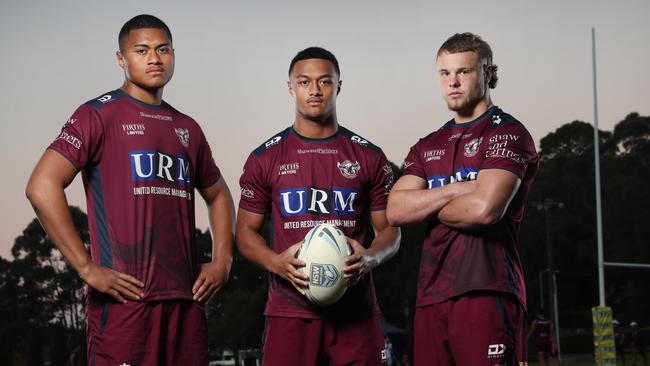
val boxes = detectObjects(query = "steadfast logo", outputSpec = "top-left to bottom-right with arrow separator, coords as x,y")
280,187 -> 358,217
427,167 -> 479,189
488,344 -> 506,358
130,150 -> 191,185
265,135 -> 282,148
97,94 -> 112,103
351,135 -> 368,146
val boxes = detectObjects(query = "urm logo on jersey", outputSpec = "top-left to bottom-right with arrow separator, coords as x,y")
427,167 -> 479,189
130,150 -> 191,185
280,187 -> 358,217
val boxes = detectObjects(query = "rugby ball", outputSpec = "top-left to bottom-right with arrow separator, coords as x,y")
298,223 -> 351,306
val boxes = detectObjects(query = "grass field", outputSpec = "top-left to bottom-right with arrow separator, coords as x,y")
527,353 -> 620,365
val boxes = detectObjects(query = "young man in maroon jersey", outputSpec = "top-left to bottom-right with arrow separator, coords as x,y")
236,47 -> 400,365
25,15 -> 234,365
527,311 -> 558,366
387,33 -> 539,366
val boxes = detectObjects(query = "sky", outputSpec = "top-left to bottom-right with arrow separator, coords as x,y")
1,0 -> 649,259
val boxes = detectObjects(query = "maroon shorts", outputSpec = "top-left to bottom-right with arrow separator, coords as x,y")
536,339 -> 553,355
86,295 -> 208,366
263,314 -> 387,366
414,292 -> 527,366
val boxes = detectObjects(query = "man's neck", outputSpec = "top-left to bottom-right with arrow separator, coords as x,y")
454,98 -> 493,124
293,114 -> 338,139
121,81 -> 163,105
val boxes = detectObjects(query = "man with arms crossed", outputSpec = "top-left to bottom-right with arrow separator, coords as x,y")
25,14 -> 234,365
237,47 -> 400,365
387,33 -> 538,366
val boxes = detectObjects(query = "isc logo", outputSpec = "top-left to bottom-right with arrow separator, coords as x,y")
130,150 -> 191,185
280,187 -> 358,217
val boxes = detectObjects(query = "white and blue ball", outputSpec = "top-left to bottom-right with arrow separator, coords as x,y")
298,223 -> 351,306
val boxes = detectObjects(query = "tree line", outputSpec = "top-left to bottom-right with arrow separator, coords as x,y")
2,113 -> 649,364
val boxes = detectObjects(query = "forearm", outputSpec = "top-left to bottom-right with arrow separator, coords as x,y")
437,192 -> 502,230
207,190 -> 235,270
438,170 -> 521,230
26,180 -> 91,274
236,229 -> 281,274
364,226 -> 401,269
387,183 -> 471,226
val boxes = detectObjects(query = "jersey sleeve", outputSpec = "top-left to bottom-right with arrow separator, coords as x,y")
368,150 -> 393,211
401,141 -> 426,179
48,104 -> 104,169
481,123 -> 538,179
239,153 -> 271,214
194,130 -> 222,189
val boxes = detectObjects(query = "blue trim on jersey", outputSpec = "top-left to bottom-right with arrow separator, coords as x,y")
253,128 -> 292,157
124,91 -> 168,110
494,295 -> 509,330
505,249 -> 518,293
262,316 -> 269,346
339,126 -> 382,152
267,210 -> 275,250
290,126 -> 340,142
89,165 -> 113,269
487,110 -> 520,129
85,88 -> 168,110
445,106 -> 499,129
85,89 -> 125,110
99,303 -> 110,335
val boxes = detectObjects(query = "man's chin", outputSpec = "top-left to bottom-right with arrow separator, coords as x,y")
299,111 -> 332,124
447,98 -> 478,113
446,102 -> 465,112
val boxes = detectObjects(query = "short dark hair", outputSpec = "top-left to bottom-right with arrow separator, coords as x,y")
288,47 -> 340,78
118,14 -> 172,51
437,32 -> 499,89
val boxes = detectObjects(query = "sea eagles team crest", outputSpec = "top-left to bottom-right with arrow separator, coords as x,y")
175,128 -> 189,147
337,160 -> 361,179
463,137 -> 483,157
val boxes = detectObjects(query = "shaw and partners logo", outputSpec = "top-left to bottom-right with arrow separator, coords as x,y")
280,187 -> 358,217
129,150 -> 191,185
427,167 -> 479,189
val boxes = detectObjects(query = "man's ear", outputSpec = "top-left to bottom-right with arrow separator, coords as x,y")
287,81 -> 293,97
483,63 -> 492,86
117,50 -> 125,70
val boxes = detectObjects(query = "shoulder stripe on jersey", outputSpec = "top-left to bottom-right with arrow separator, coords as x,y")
438,119 -> 456,130
488,110 -> 521,129
339,126 -> 381,152
88,165 -> 113,269
253,127 -> 292,157
84,89 -> 126,110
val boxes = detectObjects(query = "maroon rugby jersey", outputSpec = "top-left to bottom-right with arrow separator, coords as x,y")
532,319 -> 552,347
402,106 -> 538,308
239,126 -> 394,319
48,89 -> 221,301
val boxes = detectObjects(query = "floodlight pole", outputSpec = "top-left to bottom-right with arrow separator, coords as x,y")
592,27 -> 606,307
535,199 -> 563,361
